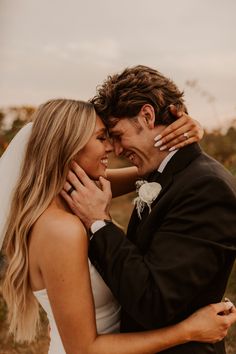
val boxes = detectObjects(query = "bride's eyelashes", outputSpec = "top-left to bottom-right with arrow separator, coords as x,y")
97,135 -> 107,141
97,132 -> 110,142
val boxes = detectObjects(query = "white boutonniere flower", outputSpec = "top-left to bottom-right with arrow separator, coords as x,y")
133,180 -> 162,219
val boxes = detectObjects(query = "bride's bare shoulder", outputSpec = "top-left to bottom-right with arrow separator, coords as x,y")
30,207 -> 89,286
31,207 -> 87,249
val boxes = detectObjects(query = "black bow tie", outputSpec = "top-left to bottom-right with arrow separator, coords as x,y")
147,170 -> 161,182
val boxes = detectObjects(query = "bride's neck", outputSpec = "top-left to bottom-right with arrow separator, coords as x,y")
50,195 -> 72,213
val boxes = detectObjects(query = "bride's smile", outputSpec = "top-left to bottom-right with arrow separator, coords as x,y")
75,116 -> 113,180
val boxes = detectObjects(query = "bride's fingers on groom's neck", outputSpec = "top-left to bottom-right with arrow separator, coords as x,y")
156,114 -> 187,141
168,104 -> 183,118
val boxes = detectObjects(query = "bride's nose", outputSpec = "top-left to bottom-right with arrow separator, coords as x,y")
105,139 -> 114,153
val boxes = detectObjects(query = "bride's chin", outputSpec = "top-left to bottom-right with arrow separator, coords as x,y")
89,170 -> 107,181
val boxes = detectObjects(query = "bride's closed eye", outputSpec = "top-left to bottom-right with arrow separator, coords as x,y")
97,134 -> 108,142
97,136 -> 106,141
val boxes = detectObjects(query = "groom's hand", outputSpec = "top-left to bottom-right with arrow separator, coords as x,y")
61,162 -> 112,229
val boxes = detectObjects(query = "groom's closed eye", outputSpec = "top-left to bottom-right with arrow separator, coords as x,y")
109,134 -> 122,143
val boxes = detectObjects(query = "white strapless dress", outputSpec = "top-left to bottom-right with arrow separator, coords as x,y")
33,261 -> 120,354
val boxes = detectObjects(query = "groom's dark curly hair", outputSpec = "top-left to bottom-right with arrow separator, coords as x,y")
90,65 -> 188,127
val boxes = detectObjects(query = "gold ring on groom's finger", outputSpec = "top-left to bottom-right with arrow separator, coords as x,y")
67,186 -> 75,195
183,132 -> 190,140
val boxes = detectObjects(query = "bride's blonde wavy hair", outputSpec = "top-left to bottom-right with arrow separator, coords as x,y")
2,99 -> 96,342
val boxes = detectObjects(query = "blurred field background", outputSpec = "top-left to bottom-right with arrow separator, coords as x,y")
0,107 -> 235,353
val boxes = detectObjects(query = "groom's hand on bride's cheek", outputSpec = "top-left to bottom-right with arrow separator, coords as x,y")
60,162 -> 112,229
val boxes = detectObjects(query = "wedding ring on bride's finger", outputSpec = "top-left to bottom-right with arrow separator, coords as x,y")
183,132 -> 190,140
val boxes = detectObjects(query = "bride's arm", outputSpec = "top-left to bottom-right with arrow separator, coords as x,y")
106,167 -> 138,197
38,215 -> 235,354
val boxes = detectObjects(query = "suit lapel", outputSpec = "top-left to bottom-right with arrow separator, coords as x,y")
150,143 -> 203,209
127,207 -> 140,241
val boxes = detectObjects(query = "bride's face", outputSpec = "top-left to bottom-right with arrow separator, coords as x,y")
75,116 -> 113,180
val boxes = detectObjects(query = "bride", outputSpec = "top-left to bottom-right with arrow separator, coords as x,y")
0,99 -> 235,354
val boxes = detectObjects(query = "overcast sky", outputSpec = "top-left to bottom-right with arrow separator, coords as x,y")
0,0 -> 235,129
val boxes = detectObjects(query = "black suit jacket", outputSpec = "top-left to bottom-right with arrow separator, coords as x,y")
89,143 -> 236,354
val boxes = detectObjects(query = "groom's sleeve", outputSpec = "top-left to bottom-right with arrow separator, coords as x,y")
89,175 -> 236,329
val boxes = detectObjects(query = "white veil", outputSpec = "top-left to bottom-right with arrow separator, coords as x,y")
0,123 -> 33,250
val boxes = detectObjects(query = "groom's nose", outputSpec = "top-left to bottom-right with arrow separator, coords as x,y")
105,139 -> 114,153
113,141 -> 123,156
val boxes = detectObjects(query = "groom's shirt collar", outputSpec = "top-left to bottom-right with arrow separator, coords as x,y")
157,149 -> 178,173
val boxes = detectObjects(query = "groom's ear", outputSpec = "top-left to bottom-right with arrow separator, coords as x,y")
140,104 -> 155,129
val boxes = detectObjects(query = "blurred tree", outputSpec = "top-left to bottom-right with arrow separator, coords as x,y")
201,124 -> 236,174
0,106 -> 35,156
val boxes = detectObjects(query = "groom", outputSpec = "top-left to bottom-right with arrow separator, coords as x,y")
65,66 -> 236,353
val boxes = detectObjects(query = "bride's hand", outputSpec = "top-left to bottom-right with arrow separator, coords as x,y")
180,301 -> 236,343
154,105 -> 204,151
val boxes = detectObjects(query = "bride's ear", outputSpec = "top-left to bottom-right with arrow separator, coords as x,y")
140,104 -> 155,129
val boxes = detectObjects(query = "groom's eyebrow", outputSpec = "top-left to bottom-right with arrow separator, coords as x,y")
108,128 -> 121,137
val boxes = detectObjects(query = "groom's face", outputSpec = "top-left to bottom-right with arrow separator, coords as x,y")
108,111 -> 166,177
